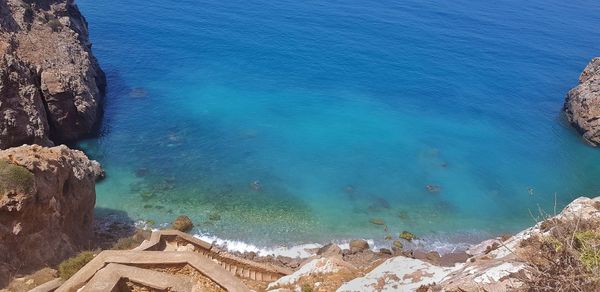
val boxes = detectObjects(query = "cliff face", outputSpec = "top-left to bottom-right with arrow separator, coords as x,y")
0,0 -> 105,148
0,145 -> 102,286
564,57 -> 600,146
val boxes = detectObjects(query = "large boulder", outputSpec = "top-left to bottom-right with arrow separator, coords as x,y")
170,215 -> 194,232
268,257 -> 359,291
337,256 -> 456,291
0,145 -> 102,286
349,239 -> 369,254
564,57 -> 600,146
0,0 -> 105,148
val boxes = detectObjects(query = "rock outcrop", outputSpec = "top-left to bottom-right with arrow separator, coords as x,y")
0,145 -> 102,287
0,0 -> 105,148
564,57 -> 600,146
258,196 -> 600,292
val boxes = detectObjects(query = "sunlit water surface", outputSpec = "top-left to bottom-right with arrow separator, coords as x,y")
77,0 -> 600,251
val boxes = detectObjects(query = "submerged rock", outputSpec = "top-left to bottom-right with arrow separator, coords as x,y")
426,184 -> 441,193
367,197 -> 391,212
129,87 -> 148,98
170,215 -> 194,232
369,218 -> 385,225
208,211 -> 221,221
564,57 -> 600,146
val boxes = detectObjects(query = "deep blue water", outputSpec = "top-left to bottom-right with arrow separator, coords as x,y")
77,0 -> 600,249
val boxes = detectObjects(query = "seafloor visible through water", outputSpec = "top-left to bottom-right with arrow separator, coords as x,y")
78,0 -> 600,252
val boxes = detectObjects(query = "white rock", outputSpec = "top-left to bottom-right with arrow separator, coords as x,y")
337,256 -> 459,292
268,257 -> 354,290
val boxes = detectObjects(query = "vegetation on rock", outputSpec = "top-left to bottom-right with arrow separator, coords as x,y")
0,160 -> 34,196
111,229 -> 151,250
521,216 -> 600,291
58,251 -> 96,280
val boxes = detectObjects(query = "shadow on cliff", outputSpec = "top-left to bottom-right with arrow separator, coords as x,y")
92,207 -> 138,250
66,68 -> 133,152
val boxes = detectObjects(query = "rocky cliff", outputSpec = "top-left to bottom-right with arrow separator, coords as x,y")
0,0 -> 105,149
0,145 -> 102,287
564,57 -> 600,146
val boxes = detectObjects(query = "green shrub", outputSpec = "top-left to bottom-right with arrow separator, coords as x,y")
575,230 -> 600,271
48,18 -> 62,32
58,251 -> 95,280
0,160 -> 34,197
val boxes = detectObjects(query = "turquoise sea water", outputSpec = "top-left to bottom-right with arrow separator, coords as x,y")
78,0 -> 600,249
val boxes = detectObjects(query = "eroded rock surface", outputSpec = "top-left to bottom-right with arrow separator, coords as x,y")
0,145 -> 102,286
337,256 -> 456,292
260,197 -> 600,292
267,257 -> 360,292
0,0 -> 105,148
564,57 -> 600,146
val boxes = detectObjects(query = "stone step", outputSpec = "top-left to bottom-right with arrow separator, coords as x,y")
56,251 -> 250,292
134,230 -> 292,282
82,263 -> 195,292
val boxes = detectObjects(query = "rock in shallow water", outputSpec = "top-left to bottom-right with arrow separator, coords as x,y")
170,215 -> 194,232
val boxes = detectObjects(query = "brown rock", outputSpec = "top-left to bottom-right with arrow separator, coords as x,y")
349,239 -> 369,254
0,145 -> 101,286
564,57 -> 600,146
391,240 -> 404,256
317,243 -> 342,257
171,215 -> 194,232
0,0 -> 105,148
0,54 -> 52,149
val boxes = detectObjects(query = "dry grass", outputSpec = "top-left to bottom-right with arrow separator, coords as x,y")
520,216 -> 600,291
58,251 -> 96,280
0,160 -> 34,196
111,229 -> 151,250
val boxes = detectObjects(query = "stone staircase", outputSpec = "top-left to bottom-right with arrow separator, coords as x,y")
32,230 -> 293,292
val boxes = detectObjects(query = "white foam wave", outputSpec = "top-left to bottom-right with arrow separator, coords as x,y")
193,232 -> 381,258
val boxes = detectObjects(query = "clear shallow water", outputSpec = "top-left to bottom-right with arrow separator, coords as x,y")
78,0 -> 600,249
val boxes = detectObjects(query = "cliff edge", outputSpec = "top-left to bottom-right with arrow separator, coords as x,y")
0,0 -> 106,148
0,145 -> 102,287
564,57 -> 600,146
